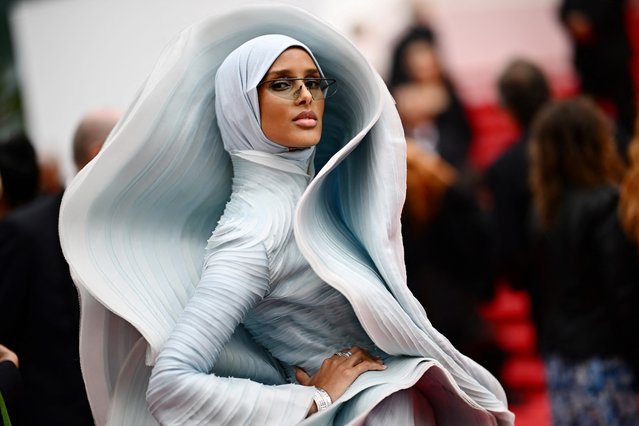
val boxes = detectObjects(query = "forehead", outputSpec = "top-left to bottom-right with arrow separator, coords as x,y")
405,40 -> 434,56
266,47 -> 318,73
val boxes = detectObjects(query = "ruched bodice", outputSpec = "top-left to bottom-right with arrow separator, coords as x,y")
146,151 -> 510,425
211,152 -> 380,376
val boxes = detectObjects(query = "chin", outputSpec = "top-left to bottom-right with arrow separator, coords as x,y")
287,129 -> 322,148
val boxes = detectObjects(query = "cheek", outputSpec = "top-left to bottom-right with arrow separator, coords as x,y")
260,103 -> 289,140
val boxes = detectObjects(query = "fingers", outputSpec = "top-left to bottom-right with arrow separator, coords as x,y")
353,358 -> 387,375
294,366 -> 311,385
0,344 -> 19,368
333,347 -> 385,370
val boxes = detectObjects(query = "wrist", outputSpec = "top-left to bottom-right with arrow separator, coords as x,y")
312,386 -> 332,413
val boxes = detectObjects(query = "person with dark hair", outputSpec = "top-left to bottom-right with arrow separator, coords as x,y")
529,97 -> 639,425
0,108 -> 119,426
389,25 -> 472,172
0,133 -> 39,218
497,59 -> 552,130
559,0 -> 636,136
484,59 -> 552,300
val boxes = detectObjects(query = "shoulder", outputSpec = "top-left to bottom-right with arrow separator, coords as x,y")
488,137 -> 528,177
564,185 -> 618,218
558,185 -> 620,239
1,192 -> 63,234
207,194 -> 292,253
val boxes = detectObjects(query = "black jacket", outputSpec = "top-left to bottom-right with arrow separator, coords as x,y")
0,192 -> 93,425
535,185 -> 639,370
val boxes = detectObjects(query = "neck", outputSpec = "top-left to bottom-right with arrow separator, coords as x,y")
227,151 -> 311,214
230,150 -> 314,177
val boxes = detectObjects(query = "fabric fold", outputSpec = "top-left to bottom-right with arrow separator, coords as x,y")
59,4 -> 514,425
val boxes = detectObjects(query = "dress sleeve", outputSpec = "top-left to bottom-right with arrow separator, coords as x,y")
146,237 -> 315,425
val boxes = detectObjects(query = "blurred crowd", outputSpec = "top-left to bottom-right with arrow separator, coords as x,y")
1,0 -> 639,425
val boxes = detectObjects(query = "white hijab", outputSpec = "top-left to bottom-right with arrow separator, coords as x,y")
215,34 -> 322,166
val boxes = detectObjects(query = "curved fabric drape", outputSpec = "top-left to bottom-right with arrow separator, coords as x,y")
59,4 -> 514,425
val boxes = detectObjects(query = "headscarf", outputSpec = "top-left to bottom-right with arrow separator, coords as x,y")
215,34 -> 322,165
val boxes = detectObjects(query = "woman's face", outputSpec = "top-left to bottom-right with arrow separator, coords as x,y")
258,47 -> 325,149
404,40 -> 441,83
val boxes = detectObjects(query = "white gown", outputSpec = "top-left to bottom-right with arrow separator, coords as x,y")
59,4 -> 515,425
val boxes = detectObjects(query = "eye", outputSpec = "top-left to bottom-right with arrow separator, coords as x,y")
304,79 -> 322,90
269,80 -> 293,91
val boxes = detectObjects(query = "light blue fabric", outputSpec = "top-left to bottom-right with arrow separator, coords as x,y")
59,4 -> 515,425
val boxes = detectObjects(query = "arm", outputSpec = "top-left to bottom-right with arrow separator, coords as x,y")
146,238 -> 316,425
0,345 -> 22,423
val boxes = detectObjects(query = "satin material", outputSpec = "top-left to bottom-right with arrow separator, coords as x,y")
59,4 -> 515,425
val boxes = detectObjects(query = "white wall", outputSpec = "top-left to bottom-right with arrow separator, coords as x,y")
10,0 -> 571,181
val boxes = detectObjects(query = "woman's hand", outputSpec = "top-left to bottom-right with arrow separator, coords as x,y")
0,344 -> 19,368
294,346 -> 386,415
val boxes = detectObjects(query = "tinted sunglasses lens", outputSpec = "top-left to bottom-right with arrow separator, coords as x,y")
264,79 -> 336,100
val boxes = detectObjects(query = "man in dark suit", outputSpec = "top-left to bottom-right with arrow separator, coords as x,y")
0,109 -> 119,425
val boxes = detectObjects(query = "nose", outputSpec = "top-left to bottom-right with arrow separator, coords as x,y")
295,81 -> 313,105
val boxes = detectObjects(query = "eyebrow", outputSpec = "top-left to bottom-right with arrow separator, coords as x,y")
264,68 -> 321,79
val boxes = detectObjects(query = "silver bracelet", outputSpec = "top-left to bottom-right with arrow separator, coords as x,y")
313,387 -> 332,412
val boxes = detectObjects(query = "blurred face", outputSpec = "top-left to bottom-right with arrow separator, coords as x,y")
404,40 -> 441,83
258,48 -> 325,149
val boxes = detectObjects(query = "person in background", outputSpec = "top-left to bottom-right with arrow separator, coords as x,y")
0,133 -> 39,219
483,59 -> 552,330
0,108 -> 120,426
559,0 -> 636,136
529,97 -> 639,426
618,108 -> 639,372
620,111 -> 639,246
402,139 -> 503,378
389,25 -> 473,174
0,344 -> 21,426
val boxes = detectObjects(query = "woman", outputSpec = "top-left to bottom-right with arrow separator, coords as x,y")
529,97 -> 639,425
59,5 -> 513,425
389,26 -> 472,172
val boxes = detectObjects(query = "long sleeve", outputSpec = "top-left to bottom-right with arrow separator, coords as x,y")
146,237 -> 315,425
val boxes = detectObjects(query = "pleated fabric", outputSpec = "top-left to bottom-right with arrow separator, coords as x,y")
59,4 -> 515,425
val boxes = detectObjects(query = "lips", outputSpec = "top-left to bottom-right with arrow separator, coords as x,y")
293,110 -> 318,128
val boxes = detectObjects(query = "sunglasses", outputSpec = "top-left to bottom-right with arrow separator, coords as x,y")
257,77 -> 337,101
